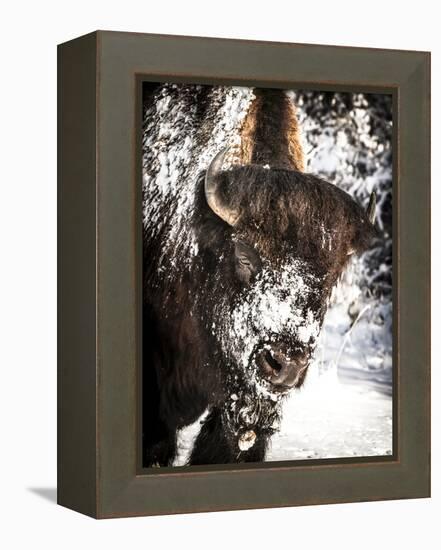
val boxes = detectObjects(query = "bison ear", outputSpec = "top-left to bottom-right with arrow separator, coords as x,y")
347,191 -> 377,256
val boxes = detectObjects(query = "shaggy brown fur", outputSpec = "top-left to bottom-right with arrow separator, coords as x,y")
209,164 -> 375,293
239,88 -> 305,171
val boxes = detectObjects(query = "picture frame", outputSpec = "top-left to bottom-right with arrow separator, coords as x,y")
57,30 -> 430,518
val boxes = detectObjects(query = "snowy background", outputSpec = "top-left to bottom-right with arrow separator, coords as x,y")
143,85 -> 393,463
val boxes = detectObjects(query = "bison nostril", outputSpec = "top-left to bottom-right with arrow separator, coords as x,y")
263,350 -> 283,374
256,348 -> 287,382
256,346 -> 309,390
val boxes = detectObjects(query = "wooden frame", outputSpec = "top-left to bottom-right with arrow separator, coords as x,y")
58,30 -> 430,518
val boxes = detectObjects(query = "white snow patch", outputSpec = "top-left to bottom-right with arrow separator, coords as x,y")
173,409 -> 209,467
213,259 -> 322,398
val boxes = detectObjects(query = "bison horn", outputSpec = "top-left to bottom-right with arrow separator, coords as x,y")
205,149 -> 240,226
366,191 -> 376,225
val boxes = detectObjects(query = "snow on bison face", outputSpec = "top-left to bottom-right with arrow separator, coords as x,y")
219,248 -> 324,397
198,149 -> 377,398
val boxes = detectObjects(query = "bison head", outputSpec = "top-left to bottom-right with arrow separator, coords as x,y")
194,149 -> 376,403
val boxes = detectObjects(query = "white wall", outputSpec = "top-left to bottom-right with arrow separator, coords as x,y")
0,1 -> 438,548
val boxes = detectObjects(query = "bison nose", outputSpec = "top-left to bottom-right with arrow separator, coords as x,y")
256,345 -> 308,389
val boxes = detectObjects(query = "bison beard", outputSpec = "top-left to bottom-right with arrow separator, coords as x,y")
142,87 -> 377,467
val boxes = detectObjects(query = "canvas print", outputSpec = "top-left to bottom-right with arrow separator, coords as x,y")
141,84 -> 393,467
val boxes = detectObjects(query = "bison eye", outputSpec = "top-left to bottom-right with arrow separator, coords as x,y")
234,240 -> 261,284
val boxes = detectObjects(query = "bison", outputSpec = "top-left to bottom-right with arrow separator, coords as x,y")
142,87 -> 377,466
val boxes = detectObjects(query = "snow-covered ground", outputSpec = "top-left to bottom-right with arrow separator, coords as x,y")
268,379 -> 392,461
